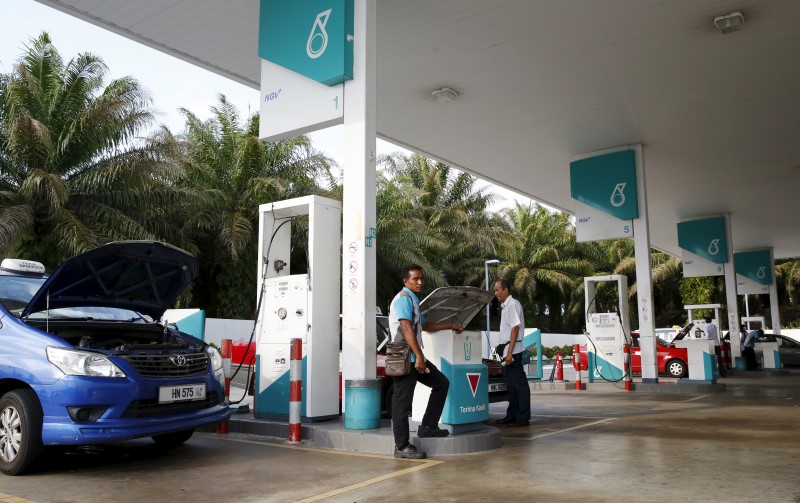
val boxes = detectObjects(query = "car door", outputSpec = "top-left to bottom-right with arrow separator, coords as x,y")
777,336 -> 800,366
630,334 -> 642,372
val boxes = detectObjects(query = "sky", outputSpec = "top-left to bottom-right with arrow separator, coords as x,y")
0,0 -> 531,211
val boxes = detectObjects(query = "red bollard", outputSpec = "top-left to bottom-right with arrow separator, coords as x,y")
555,351 -> 564,381
289,338 -> 303,443
623,343 -> 631,392
573,344 -> 582,391
217,339 -> 232,434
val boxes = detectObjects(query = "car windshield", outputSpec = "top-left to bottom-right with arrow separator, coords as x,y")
0,276 -> 46,314
0,276 -> 149,322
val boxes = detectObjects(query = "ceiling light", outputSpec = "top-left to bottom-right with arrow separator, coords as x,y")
713,11 -> 745,34
432,87 -> 459,103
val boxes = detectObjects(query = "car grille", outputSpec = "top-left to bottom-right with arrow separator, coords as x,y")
121,352 -> 209,377
122,392 -> 221,418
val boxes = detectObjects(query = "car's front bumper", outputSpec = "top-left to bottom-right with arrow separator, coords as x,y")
34,374 -> 231,445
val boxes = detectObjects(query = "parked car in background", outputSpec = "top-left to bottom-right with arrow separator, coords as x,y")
576,324 -> 695,378
756,334 -> 800,366
0,242 -> 231,475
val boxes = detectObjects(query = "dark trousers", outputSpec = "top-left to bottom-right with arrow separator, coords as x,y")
503,352 -> 531,422
743,347 -> 759,370
391,359 -> 449,449
714,346 -> 727,377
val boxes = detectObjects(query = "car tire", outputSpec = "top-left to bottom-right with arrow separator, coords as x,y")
666,359 -> 687,378
0,389 -> 43,476
151,429 -> 194,448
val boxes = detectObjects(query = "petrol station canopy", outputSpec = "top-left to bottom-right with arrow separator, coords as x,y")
35,0 -> 800,259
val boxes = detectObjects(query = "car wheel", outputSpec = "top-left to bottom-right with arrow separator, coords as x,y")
0,389 -> 43,476
666,359 -> 687,378
151,429 -> 194,448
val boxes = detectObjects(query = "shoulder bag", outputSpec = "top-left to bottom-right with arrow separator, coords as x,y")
385,341 -> 411,377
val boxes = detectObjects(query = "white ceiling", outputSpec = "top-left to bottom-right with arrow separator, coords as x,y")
36,0 -> 800,258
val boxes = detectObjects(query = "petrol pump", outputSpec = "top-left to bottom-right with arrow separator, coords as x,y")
254,196 -> 341,422
583,275 -> 631,381
684,303 -> 722,339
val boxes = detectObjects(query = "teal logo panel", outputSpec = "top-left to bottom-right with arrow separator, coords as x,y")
255,355 -> 308,417
677,217 -> 728,264
734,250 -> 773,285
703,351 -> 718,380
259,0 -> 354,86
441,359 -> 488,424
570,150 -> 639,220
172,310 -> 205,340
590,353 -> 623,381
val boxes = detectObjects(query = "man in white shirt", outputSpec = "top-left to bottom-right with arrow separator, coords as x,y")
703,317 -> 725,377
492,279 -> 530,427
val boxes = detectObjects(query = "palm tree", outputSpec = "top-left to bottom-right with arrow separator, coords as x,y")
498,202 -> 593,332
172,95 -> 337,318
0,32 -> 181,266
375,153 -> 515,310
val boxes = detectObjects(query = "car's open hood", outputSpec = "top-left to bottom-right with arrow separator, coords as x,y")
420,286 -> 495,327
22,241 -> 198,320
669,323 -> 695,345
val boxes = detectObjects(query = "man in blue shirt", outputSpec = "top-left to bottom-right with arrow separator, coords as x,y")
389,264 -> 463,459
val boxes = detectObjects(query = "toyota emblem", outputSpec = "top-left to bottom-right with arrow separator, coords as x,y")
170,355 -> 187,366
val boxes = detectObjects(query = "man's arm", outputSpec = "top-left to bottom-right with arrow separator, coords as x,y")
421,321 -> 464,333
399,319 -> 428,373
505,325 -> 519,365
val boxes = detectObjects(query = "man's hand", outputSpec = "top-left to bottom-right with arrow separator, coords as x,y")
452,323 -> 464,333
415,354 -> 429,373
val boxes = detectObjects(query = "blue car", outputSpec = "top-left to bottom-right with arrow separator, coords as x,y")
0,241 -> 231,475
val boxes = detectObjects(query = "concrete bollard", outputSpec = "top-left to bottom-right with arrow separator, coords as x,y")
289,338 -> 303,443
623,343 -> 631,392
217,339 -> 232,434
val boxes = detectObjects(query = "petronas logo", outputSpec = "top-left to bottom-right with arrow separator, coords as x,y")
306,9 -> 332,59
610,183 -> 626,207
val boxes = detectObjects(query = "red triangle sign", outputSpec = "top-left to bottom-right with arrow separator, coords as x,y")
466,373 -> 481,398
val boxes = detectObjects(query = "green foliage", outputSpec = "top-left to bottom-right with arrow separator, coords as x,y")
374,153 -> 514,311
172,95 -> 337,317
0,32 -> 182,267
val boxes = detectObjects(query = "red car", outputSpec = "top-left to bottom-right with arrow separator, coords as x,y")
576,324 -> 695,378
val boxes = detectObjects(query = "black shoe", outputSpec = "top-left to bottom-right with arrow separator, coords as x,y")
495,416 -> 513,424
394,443 -> 427,459
417,424 -> 449,438
507,421 -> 529,427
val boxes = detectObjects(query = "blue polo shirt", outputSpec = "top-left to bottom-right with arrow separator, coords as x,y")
389,287 -> 427,362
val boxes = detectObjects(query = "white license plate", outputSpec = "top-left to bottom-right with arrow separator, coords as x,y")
158,384 -> 206,404
489,383 -> 508,392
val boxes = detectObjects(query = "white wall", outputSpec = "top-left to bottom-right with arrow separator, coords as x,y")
481,330 -> 586,358
204,318 -> 256,348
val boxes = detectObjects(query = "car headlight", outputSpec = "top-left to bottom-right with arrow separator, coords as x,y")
47,347 -> 126,377
207,345 -> 223,371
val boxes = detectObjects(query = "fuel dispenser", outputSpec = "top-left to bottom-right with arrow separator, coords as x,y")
254,196 -> 341,422
583,275 -> 630,382
677,304 -> 721,381
742,316 -> 782,369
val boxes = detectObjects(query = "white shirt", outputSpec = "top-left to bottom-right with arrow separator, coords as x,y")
704,323 -> 720,347
499,295 -> 525,356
